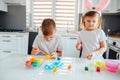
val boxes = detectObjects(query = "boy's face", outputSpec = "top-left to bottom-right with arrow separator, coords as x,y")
43,33 -> 55,41
84,15 -> 100,30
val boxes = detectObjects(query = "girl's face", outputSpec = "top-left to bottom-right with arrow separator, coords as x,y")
84,15 -> 100,31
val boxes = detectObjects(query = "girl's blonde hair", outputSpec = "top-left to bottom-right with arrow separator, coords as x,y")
80,11 -> 102,30
41,18 -> 56,36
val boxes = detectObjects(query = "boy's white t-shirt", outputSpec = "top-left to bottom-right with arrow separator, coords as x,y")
77,29 -> 107,59
32,34 -> 63,54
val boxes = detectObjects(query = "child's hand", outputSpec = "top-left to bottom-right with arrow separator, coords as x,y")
87,52 -> 95,60
50,52 -> 57,59
76,42 -> 82,50
31,47 -> 40,55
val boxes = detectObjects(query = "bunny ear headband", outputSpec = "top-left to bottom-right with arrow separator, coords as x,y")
84,0 -> 111,16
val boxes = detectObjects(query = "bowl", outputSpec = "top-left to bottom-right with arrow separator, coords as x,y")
106,67 -> 118,72
105,60 -> 120,73
94,61 -> 106,70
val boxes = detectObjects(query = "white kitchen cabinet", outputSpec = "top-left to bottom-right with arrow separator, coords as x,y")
0,0 -> 8,12
4,0 -> 26,5
0,51 -> 14,60
61,36 -> 80,58
116,0 -> 120,12
112,0 -> 119,13
61,36 -> 66,57
17,33 -> 28,54
98,0 -> 119,13
0,32 -> 29,55
0,33 -> 17,54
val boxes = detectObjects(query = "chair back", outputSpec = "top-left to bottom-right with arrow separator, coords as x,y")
28,32 -> 38,54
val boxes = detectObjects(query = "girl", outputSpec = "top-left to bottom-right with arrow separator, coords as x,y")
31,18 -> 63,59
76,11 -> 107,60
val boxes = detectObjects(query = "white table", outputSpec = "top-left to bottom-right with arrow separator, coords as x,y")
0,54 -> 120,80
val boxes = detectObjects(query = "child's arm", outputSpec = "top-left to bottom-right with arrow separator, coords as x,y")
76,42 -> 82,50
31,47 -> 40,55
87,40 -> 107,60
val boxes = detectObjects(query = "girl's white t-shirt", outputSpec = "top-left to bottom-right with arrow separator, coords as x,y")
32,34 -> 63,54
77,29 -> 107,59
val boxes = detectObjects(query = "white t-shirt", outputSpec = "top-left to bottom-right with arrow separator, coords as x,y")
77,29 -> 107,59
32,34 -> 63,54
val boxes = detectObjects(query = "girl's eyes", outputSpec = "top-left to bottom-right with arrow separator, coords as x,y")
87,20 -> 96,23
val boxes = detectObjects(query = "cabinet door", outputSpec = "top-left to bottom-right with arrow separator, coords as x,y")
0,50 -> 15,59
0,39 -> 17,50
4,0 -> 25,5
17,33 -> 28,54
0,33 -> 16,59
0,0 -> 8,12
61,36 -> 80,58
61,36 -> 66,57
0,33 -> 17,50
116,0 -> 120,12
0,0 -> 3,11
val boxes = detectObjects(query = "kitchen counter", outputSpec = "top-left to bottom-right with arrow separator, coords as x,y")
0,54 -> 120,80
108,36 -> 120,42
0,32 -> 28,34
109,36 -> 120,38
57,31 -> 79,37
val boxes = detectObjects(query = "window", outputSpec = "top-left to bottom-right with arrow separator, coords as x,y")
33,0 -> 53,27
55,0 -> 76,31
28,0 -> 78,31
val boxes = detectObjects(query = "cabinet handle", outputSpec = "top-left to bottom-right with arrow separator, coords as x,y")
116,53 -> 119,60
2,36 -> 11,37
3,51 -> 11,53
69,38 -> 77,39
3,40 -> 11,42
17,36 -> 24,37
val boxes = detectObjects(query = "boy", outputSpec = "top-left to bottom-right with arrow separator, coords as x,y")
31,18 -> 63,59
